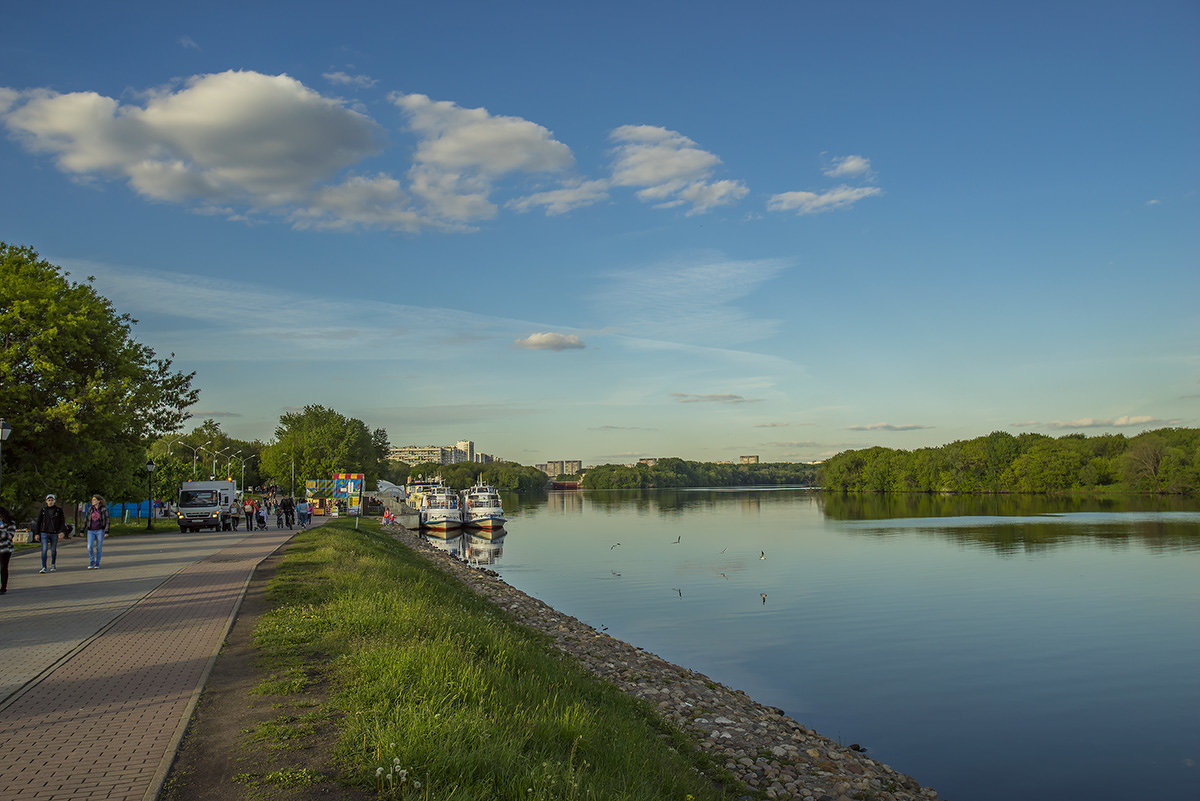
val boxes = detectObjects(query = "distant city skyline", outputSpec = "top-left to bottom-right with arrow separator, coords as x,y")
2,1 -> 1195,465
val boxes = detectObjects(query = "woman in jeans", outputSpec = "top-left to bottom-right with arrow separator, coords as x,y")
0,505 -> 14,593
84,494 -> 110,569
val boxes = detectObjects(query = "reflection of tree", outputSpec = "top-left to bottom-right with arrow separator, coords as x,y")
817,491 -> 1196,521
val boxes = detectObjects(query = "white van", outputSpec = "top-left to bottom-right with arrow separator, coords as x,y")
176,479 -> 238,532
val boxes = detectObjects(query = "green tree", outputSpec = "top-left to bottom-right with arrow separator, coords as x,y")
0,243 -> 197,512
262,405 -> 386,496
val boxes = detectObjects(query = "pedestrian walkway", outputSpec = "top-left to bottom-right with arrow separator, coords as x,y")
0,521 -> 316,800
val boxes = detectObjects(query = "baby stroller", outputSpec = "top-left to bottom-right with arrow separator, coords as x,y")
257,508 -> 267,530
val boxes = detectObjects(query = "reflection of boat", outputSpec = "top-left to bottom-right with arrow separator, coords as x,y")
464,532 -> 506,566
461,483 -> 506,529
420,485 -> 463,531
424,533 -> 463,556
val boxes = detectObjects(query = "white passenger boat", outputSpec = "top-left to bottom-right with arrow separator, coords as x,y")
420,485 -> 463,531
461,483 -> 506,530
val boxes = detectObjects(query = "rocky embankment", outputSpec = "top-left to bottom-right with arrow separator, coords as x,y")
387,523 -> 942,801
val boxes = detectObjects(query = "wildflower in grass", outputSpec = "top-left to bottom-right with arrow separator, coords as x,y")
376,767 -> 384,776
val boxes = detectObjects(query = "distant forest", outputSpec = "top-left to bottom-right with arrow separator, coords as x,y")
819,428 -> 1200,495
581,458 -> 818,489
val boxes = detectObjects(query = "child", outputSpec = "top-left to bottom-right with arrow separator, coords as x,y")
276,506 -> 284,529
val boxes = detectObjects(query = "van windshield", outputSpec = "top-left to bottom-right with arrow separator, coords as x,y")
180,490 -> 220,507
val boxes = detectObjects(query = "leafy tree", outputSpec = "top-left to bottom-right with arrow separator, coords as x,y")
261,405 -> 386,496
0,243 -> 197,513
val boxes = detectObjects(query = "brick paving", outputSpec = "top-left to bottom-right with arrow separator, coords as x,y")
0,523 -> 307,800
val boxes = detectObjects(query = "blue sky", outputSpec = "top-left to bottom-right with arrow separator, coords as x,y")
2,0 -> 1196,465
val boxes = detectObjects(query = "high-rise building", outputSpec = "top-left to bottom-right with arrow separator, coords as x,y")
740,455 -> 760,464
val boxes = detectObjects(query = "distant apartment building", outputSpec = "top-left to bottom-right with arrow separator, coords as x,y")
536,459 -> 582,476
390,439 -> 495,466
637,457 -> 659,467
740,455 -> 760,465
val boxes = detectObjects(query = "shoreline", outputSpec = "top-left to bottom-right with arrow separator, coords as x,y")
387,523 -> 942,801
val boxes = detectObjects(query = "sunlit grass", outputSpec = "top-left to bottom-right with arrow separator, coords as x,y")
254,519 -> 737,800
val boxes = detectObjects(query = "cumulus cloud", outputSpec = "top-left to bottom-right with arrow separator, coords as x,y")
823,154 -> 872,179
324,71 -> 377,88
847,422 -> 932,431
514,332 -> 587,351
0,71 -> 394,222
1046,416 -> 1166,429
392,91 -> 575,222
608,125 -> 747,215
508,179 -> 610,215
671,393 -> 762,404
768,185 -> 882,215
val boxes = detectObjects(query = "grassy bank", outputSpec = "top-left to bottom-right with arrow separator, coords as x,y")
253,518 -> 736,800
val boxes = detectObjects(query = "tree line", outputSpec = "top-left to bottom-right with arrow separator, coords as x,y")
581,458 -> 819,489
818,429 -> 1200,495
399,460 -> 549,493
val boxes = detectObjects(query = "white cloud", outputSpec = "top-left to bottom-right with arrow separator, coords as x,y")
754,422 -> 790,428
608,125 -> 747,214
823,154 -> 872,178
1046,416 -> 1165,429
514,332 -> 587,351
508,179 -> 610,215
847,422 -> 932,431
391,92 -> 576,222
323,71 -> 377,88
671,393 -> 762,404
1,71 -> 388,218
768,185 -> 882,215
179,36 -> 200,51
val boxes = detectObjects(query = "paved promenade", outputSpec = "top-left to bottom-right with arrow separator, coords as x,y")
0,521 -> 312,800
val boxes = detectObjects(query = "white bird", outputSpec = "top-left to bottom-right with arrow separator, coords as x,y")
673,587 -> 682,597
760,551 -> 766,560
611,542 -> 621,550
672,535 -> 681,544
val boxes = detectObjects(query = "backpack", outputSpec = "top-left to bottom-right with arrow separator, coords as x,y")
243,502 -> 253,514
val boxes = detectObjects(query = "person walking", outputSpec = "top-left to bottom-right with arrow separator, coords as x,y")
281,496 -> 295,529
84,494 -> 110,569
228,498 -> 240,531
295,498 -> 309,529
36,493 -> 67,573
242,496 -> 259,531
1,505 -> 15,593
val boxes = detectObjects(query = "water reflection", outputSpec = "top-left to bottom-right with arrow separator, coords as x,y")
464,532 -> 506,566
423,529 -> 510,566
423,533 -> 463,556
494,488 -> 1200,801
819,491 -> 1199,520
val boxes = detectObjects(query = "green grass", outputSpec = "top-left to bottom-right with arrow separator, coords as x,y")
253,518 -> 740,801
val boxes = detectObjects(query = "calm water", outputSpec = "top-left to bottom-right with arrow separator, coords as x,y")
445,489 -> 1200,801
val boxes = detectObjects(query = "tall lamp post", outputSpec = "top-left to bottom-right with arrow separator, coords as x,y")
237,453 -> 258,492
282,452 -> 295,497
0,418 -> 12,501
146,458 -> 156,531
171,439 -> 207,480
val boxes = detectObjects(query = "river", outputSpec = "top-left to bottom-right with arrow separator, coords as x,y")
442,488 -> 1200,801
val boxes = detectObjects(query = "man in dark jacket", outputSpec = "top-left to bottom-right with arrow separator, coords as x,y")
36,494 -> 67,573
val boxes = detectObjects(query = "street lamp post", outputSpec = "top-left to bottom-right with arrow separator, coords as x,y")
146,458 -> 156,531
237,454 -> 258,492
0,418 -> 12,501
170,439 -> 206,480
282,452 -> 295,498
